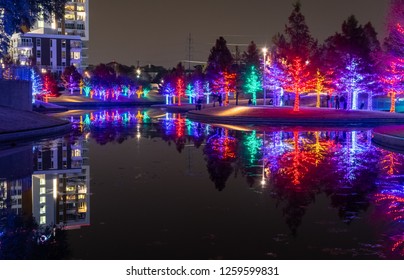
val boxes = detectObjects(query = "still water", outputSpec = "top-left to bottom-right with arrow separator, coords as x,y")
1,107 -> 404,260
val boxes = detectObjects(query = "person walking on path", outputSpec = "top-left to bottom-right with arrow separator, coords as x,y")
335,95 -> 340,109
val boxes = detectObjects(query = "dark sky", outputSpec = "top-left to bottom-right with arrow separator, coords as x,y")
89,0 -> 390,68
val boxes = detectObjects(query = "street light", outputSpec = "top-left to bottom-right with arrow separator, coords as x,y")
262,47 -> 268,106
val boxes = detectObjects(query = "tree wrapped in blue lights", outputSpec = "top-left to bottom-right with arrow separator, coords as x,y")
31,67 -> 43,103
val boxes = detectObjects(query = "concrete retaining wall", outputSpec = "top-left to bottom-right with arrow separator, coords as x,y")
0,80 -> 32,111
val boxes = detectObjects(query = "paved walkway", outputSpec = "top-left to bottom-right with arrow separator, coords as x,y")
187,106 -> 404,126
373,125 -> 404,152
0,106 -> 71,143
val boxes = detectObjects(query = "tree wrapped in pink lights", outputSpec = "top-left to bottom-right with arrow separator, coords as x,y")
382,0 -> 404,112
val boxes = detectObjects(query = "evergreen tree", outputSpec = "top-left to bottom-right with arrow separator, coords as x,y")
384,0 -> 404,57
277,1 -> 317,61
205,36 -> 234,89
242,41 -> 260,68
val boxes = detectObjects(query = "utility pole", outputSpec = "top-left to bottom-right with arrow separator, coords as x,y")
188,33 -> 192,75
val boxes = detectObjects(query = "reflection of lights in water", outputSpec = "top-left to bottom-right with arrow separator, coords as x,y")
136,124 -> 141,140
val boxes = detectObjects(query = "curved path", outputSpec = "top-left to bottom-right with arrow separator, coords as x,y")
0,106 -> 71,143
187,106 -> 404,126
372,125 -> 404,152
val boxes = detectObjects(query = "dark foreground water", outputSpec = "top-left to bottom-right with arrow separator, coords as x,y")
1,107 -> 404,260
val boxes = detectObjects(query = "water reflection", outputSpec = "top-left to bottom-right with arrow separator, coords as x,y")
0,133 -> 90,259
2,108 -> 404,259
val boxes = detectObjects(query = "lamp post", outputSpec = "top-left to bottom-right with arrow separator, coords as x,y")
262,47 -> 268,106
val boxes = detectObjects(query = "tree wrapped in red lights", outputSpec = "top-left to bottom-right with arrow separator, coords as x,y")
282,57 -> 312,111
175,77 -> 185,106
42,71 -> 58,99
272,1 -> 317,111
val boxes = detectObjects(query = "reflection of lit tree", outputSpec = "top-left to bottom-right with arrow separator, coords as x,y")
279,131 -> 316,185
204,128 -> 237,191
325,131 -> 379,224
305,131 -> 336,166
380,151 -> 402,176
375,187 -> 404,256
237,130 -> 263,187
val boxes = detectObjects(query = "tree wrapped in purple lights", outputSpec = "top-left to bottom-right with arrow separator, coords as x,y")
263,56 -> 286,106
61,65 -> 82,95
337,55 -> 367,110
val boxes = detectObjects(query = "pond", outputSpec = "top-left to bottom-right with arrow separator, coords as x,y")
1,107 -> 404,260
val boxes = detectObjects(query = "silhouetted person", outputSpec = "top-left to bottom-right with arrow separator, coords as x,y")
335,95 -> 340,109
248,98 -> 252,106
340,95 -> 345,109
218,95 -> 223,106
360,100 -> 365,109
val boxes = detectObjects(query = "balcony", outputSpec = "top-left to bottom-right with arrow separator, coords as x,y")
16,42 -> 33,49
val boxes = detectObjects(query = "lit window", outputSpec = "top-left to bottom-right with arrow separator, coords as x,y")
40,179 -> 45,185
40,216 -> 46,225
40,205 -> 46,214
40,187 -> 46,194
40,196 -> 46,204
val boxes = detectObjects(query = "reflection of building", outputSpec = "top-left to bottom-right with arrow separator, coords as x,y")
0,146 -> 33,216
32,136 -> 90,229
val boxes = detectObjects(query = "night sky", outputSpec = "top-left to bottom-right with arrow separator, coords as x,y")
89,0 -> 389,68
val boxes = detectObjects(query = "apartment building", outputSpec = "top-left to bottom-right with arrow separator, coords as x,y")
9,32 -> 82,74
33,0 -> 90,69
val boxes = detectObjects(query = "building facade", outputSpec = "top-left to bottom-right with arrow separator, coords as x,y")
35,0 -> 90,69
9,32 -> 82,74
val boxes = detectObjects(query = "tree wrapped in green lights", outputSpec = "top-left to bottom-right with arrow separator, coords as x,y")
244,65 -> 262,105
